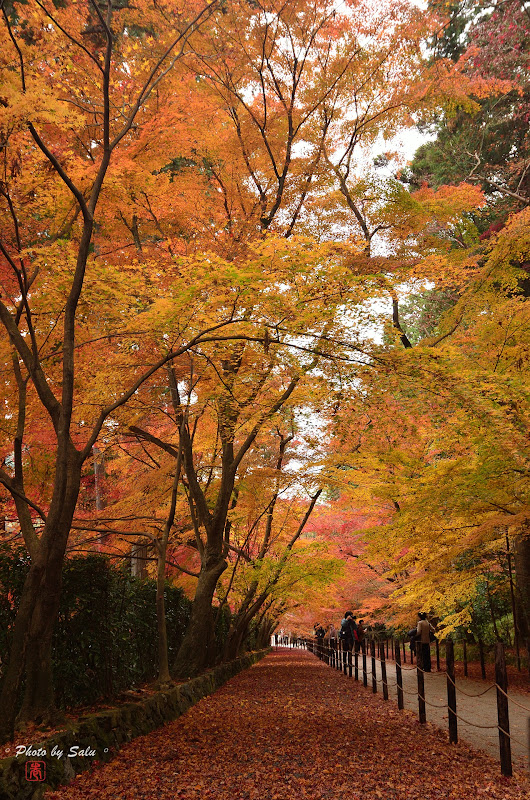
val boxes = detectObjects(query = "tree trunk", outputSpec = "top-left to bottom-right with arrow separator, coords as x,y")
156,542 -> 171,685
222,591 -> 266,661
0,459 -> 81,743
172,555 -> 227,678
256,617 -> 275,649
17,559 -> 65,726
223,621 -> 248,661
514,529 -> 530,640
0,560 -> 45,742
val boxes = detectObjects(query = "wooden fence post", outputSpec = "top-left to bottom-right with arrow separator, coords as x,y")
402,639 -> 407,664
354,646 -> 359,681
348,646 -> 353,678
391,637 -> 394,660
436,638 -> 440,672
479,639 -> 486,680
386,638 -> 389,659
371,638 -> 377,693
495,641 -> 512,777
395,642 -> 404,710
362,639 -> 368,687
380,642 -> 388,700
446,639 -> 457,744
417,643 -> 426,723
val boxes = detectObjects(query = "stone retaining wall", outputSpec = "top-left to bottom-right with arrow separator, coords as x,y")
0,649 -> 269,800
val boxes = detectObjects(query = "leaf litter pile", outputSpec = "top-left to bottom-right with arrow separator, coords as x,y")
46,649 -> 530,800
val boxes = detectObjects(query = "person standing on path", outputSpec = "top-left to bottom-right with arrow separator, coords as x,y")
323,623 -> 336,664
314,622 -> 325,657
416,612 -> 435,672
326,622 -> 337,645
355,619 -> 365,652
339,611 -> 357,663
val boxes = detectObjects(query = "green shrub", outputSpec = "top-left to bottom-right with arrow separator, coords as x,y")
0,550 -> 193,708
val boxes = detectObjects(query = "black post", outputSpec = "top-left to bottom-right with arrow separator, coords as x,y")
362,638 -> 367,687
495,641 -> 512,777
417,643 -> 426,724
436,638 -> 440,672
446,639 -> 457,744
354,646 -> 359,681
402,639 -> 407,664
348,647 -> 353,678
479,639 -> 486,680
371,638 -> 377,693
380,642 -> 388,700
395,642 -> 404,710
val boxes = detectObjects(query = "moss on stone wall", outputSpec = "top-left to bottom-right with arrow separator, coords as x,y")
0,650 -> 269,800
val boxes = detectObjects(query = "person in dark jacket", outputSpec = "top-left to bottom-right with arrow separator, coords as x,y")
339,611 -> 357,660
314,622 -> 325,657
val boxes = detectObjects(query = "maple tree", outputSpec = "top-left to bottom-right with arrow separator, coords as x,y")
214,432 -> 328,660
98,237 -> 375,677
0,0 -> 275,741
1,0 -> 527,753
327,207 -> 530,637
170,0 -> 465,248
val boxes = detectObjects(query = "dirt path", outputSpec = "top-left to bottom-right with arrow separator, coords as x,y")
46,648 -> 529,800
341,649 -> 530,769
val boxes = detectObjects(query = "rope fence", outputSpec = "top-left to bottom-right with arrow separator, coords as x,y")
292,634 -> 530,778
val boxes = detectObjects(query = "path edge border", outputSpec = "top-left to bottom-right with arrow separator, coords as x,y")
0,648 -> 270,799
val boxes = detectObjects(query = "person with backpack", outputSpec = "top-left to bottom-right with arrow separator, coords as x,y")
314,622 -> 325,657
339,611 -> 357,665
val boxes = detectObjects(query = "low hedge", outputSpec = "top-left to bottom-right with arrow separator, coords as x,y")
1,548 -> 226,709
0,649 -> 269,800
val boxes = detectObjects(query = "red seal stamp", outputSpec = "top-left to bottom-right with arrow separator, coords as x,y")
25,761 -> 46,781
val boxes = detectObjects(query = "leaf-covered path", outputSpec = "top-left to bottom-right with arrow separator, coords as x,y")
46,649 -> 530,800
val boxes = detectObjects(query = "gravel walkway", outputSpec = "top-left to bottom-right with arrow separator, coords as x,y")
330,647 -> 530,770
